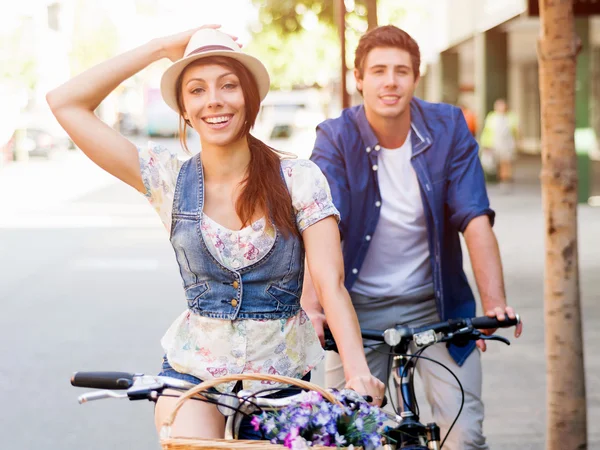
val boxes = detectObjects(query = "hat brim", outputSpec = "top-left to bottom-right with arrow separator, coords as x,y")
160,51 -> 270,114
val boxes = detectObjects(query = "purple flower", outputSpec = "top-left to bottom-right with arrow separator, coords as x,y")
264,417 -> 277,433
320,434 -> 332,446
298,390 -> 322,405
284,427 -> 300,448
251,416 -> 261,431
254,387 -> 389,448
315,411 -> 331,426
368,433 -> 382,447
292,413 -> 310,428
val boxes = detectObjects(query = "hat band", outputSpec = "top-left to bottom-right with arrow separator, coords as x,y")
187,44 -> 234,57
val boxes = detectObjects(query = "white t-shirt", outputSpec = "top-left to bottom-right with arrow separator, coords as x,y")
352,131 -> 433,297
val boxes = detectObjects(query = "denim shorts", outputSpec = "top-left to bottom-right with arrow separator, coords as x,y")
158,356 -> 311,440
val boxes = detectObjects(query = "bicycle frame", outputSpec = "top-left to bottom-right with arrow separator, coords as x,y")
385,339 -> 440,450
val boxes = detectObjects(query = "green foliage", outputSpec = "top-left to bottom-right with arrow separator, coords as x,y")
245,23 -> 339,90
252,0 -> 374,34
248,0 -> 375,88
69,1 -> 119,75
252,0 -> 335,35
0,26 -> 38,91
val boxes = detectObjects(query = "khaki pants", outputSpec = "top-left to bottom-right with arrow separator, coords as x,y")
326,291 -> 488,450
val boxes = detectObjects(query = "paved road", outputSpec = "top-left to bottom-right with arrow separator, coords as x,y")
0,147 -> 598,449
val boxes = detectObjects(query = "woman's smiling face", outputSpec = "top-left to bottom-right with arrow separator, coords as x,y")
180,62 -> 247,148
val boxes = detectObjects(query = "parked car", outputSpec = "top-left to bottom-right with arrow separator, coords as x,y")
144,87 -> 180,137
21,128 -> 72,159
267,122 -> 316,159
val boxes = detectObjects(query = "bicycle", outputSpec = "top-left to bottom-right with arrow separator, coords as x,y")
324,313 -> 520,450
70,314 -> 518,449
70,370 -> 391,448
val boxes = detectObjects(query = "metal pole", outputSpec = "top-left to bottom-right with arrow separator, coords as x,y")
366,0 -> 378,31
336,0 -> 349,109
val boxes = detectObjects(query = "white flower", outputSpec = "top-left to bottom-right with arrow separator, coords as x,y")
355,417 -> 364,431
291,436 -> 310,450
335,432 -> 347,446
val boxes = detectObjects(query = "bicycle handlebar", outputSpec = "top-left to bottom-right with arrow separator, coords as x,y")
71,372 -> 394,420
78,390 -> 127,403
411,314 -> 520,337
325,314 -> 521,350
469,315 -> 520,330
71,371 -> 136,390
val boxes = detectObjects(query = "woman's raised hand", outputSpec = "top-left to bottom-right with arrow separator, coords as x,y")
157,25 -> 240,62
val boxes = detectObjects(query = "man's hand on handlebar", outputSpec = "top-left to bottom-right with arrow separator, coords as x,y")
477,305 -> 523,352
304,308 -> 328,347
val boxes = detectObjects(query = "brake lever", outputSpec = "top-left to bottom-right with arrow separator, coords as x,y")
442,329 -> 511,347
478,333 -> 511,345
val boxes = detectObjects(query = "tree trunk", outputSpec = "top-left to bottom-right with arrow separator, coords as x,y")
365,0 -> 378,30
537,1 -> 587,449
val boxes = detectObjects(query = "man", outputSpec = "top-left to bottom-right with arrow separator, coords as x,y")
302,25 -> 522,449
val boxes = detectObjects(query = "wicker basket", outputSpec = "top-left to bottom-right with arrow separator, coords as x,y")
160,373 -> 349,450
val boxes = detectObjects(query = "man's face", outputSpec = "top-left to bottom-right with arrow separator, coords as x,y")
355,47 -> 418,120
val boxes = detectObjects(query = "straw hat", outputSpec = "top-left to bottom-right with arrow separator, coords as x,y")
160,28 -> 270,113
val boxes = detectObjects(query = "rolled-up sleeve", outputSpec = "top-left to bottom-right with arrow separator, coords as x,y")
137,141 -> 183,231
282,159 -> 340,233
310,123 -> 350,240
447,109 -> 496,232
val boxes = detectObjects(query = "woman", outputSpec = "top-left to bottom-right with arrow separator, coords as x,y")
47,25 -> 384,440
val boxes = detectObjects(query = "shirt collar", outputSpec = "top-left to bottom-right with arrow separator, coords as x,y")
353,99 -> 432,155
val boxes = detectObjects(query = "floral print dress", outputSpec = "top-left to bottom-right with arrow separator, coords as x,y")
138,142 -> 340,393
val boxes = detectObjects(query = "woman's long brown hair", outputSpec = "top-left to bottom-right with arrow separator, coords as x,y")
175,56 -> 298,238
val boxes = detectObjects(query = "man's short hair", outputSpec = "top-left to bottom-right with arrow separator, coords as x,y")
354,25 -> 421,80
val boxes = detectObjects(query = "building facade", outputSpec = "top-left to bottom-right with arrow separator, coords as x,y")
417,0 -> 599,158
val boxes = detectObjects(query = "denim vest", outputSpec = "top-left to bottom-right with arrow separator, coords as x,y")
169,153 -> 304,320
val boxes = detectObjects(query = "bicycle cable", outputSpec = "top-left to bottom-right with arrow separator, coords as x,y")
406,346 -> 427,417
155,391 -> 265,418
367,344 -> 420,417
364,346 -> 465,448
363,342 -> 399,416
156,384 -> 312,419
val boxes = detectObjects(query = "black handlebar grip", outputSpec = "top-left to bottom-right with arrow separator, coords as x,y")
71,371 -> 135,390
471,314 -> 520,330
323,328 -> 338,352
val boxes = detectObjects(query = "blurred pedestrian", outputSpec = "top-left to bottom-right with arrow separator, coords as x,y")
46,25 -> 383,441
480,98 -> 519,187
459,102 -> 478,137
302,25 -> 522,450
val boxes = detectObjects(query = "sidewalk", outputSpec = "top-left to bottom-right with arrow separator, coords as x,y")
0,150 -> 162,229
0,150 -> 115,210
473,156 -> 599,448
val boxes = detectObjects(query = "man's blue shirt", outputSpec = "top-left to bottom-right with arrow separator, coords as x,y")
310,97 -> 495,365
